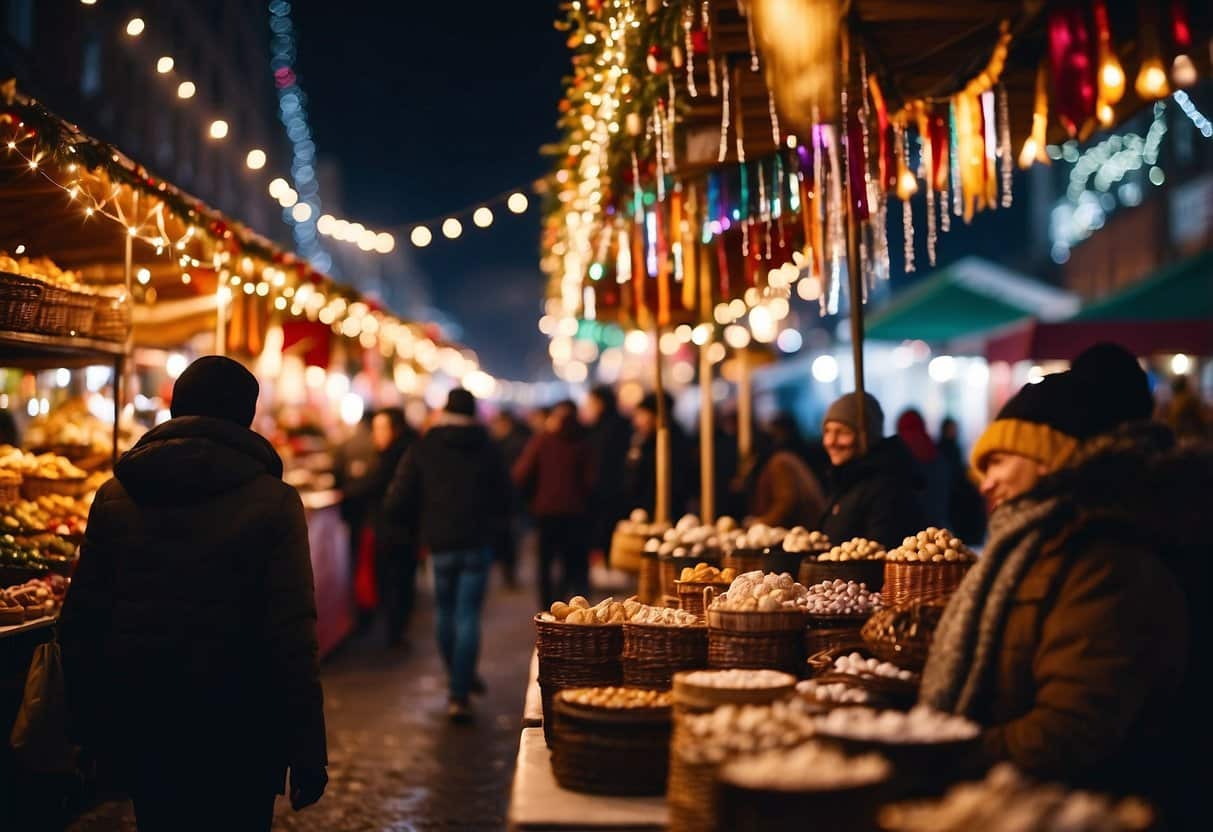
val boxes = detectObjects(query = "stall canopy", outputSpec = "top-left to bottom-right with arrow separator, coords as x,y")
985,250 -> 1213,362
864,257 -> 1078,343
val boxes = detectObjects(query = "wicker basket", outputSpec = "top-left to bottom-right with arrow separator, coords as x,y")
20,476 -> 88,500
804,613 -> 870,656
860,600 -> 948,672
675,580 -> 731,622
92,295 -> 131,341
671,670 -> 797,712
0,274 -> 45,331
882,560 -> 972,607
637,550 -> 661,604
64,291 -> 96,335
799,558 -> 887,593
622,622 -> 708,690
667,748 -> 719,832
35,285 -> 71,334
814,734 -> 981,800
535,614 -> 625,743
0,476 -> 22,506
715,776 -> 888,831
721,548 -> 764,575
609,527 -> 647,573
549,693 -> 672,796
707,608 -> 809,676
658,553 -> 680,599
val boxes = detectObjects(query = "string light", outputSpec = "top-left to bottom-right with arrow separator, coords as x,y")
208,120 -> 229,140
507,192 -> 529,214
176,81 -> 196,99
156,56 -> 174,74
410,226 -> 433,248
125,18 -> 145,37
473,207 -> 494,228
245,149 -> 266,170
442,218 -> 463,239
291,203 -> 312,223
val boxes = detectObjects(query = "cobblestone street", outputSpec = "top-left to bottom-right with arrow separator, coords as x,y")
70,563 -> 536,832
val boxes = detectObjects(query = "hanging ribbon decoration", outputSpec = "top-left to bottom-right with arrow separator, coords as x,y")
1019,61 -> 1051,169
1048,4 -> 1097,138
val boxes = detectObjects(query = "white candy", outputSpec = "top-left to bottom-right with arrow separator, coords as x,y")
814,705 -> 980,743
712,571 -> 812,612
720,741 -> 890,790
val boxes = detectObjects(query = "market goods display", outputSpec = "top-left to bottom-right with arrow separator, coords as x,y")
0,446 -> 89,500
797,678 -> 872,705
1,495 -> 90,538
0,575 -> 66,623
716,741 -> 891,831
829,652 -> 916,682
0,254 -> 98,336
0,533 -> 76,581
668,698 -> 817,832
804,580 -> 882,617
647,515 -> 735,601
801,652 -> 919,710
674,563 -> 737,621
550,686 -> 672,796
610,508 -> 670,572
721,523 -> 785,574
709,571 -> 809,614
820,537 -> 886,561
671,669 -> 798,712
879,764 -> 1154,832
781,527 -> 831,554
677,563 -> 736,585
814,705 -> 979,744
884,528 -> 976,607
678,669 -> 796,692
540,594 -> 630,625
25,399 -> 140,463
861,599 -> 948,671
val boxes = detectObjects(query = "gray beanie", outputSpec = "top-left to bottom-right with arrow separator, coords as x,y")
824,392 -> 884,443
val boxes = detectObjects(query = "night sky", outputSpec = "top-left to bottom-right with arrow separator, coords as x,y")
291,2 -> 569,381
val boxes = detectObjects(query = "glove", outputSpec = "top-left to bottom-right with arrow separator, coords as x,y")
289,764 -> 328,811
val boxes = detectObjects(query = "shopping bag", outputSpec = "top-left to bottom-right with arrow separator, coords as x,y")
9,639 -> 76,773
354,526 -> 379,610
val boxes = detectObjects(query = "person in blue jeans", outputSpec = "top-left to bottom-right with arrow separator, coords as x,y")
385,388 -> 511,722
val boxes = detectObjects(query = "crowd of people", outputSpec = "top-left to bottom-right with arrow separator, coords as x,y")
50,346 -> 1209,828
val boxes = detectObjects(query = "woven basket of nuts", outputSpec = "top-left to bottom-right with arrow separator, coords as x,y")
882,529 -> 976,607
550,687 -> 672,796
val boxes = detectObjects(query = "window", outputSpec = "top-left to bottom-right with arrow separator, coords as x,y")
80,36 -> 102,97
7,0 -> 33,49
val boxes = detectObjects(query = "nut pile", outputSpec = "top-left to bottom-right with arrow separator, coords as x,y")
679,669 -> 797,690
645,514 -> 743,559
710,571 -> 810,613
677,699 -> 818,763
616,508 -> 670,538
830,652 -> 915,681
879,764 -> 1154,832
559,686 -> 672,710
805,580 -> 882,616
782,527 -> 831,554
814,705 -> 979,744
886,528 -> 976,563
733,523 -> 789,551
818,537 -> 886,562
798,678 -> 871,705
541,595 -> 702,626
677,563 -> 737,584
720,741 -> 890,791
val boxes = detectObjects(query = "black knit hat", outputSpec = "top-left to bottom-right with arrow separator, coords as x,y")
445,387 -> 477,417
1069,342 -> 1153,438
171,355 -> 259,427
971,372 -> 1082,474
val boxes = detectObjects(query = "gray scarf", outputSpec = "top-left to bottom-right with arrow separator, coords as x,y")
919,495 -> 1068,716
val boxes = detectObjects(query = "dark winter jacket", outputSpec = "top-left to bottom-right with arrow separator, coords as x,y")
624,425 -> 692,519
587,411 -> 632,548
513,428 -> 595,519
384,415 -> 511,552
369,430 -> 419,548
924,424 -> 1200,824
819,436 -> 926,548
59,417 -> 326,792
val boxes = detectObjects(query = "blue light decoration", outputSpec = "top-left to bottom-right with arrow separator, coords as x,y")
268,1 -> 332,274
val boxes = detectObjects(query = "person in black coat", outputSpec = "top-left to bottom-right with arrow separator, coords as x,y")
59,356 -> 327,831
624,392 -> 691,519
385,388 -> 510,722
819,392 -> 926,549
369,408 -> 419,648
582,386 -> 631,555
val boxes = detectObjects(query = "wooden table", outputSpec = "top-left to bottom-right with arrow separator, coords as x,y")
523,649 -> 542,727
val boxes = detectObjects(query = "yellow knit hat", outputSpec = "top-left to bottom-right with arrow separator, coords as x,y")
970,418 -> 1079,475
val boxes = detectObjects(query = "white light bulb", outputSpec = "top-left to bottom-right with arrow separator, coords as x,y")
442,218 -> 463,239
374,232 -> 395,254
473,207 -> 494,228
209,120 -> 229,140
177,81 -> 196,99
156,56 -> 175,74
291,203 -> 312,223
410,226 -> 433,248
507,192 -> 529,214
245,148 -> 266,170
268,178 -> 289,199
126,18 -> 145,37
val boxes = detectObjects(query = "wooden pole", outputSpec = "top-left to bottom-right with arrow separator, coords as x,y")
653,328 -> 671,525
699,340 -> 715,524
115,199 -> 134,464
839,24 -> 869,453
737,348 -> 753,468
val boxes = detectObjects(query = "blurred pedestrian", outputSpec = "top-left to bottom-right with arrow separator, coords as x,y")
896,408 -> 951,528
489,410 -> 531,588
60,356 -> 327,830
743,416 -> 826,528
332,411 -> 378,578
386,388 -> 510,722
514,400 -> 595,608
937,416 -> 986,542
371,408 -> 419,648
624,392 -> 691,519
819,392 -> 925,548
582,386 -> 631,560
1164,375 -> 1208,440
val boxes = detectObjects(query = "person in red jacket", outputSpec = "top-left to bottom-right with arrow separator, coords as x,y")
513,400 -> 595,609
